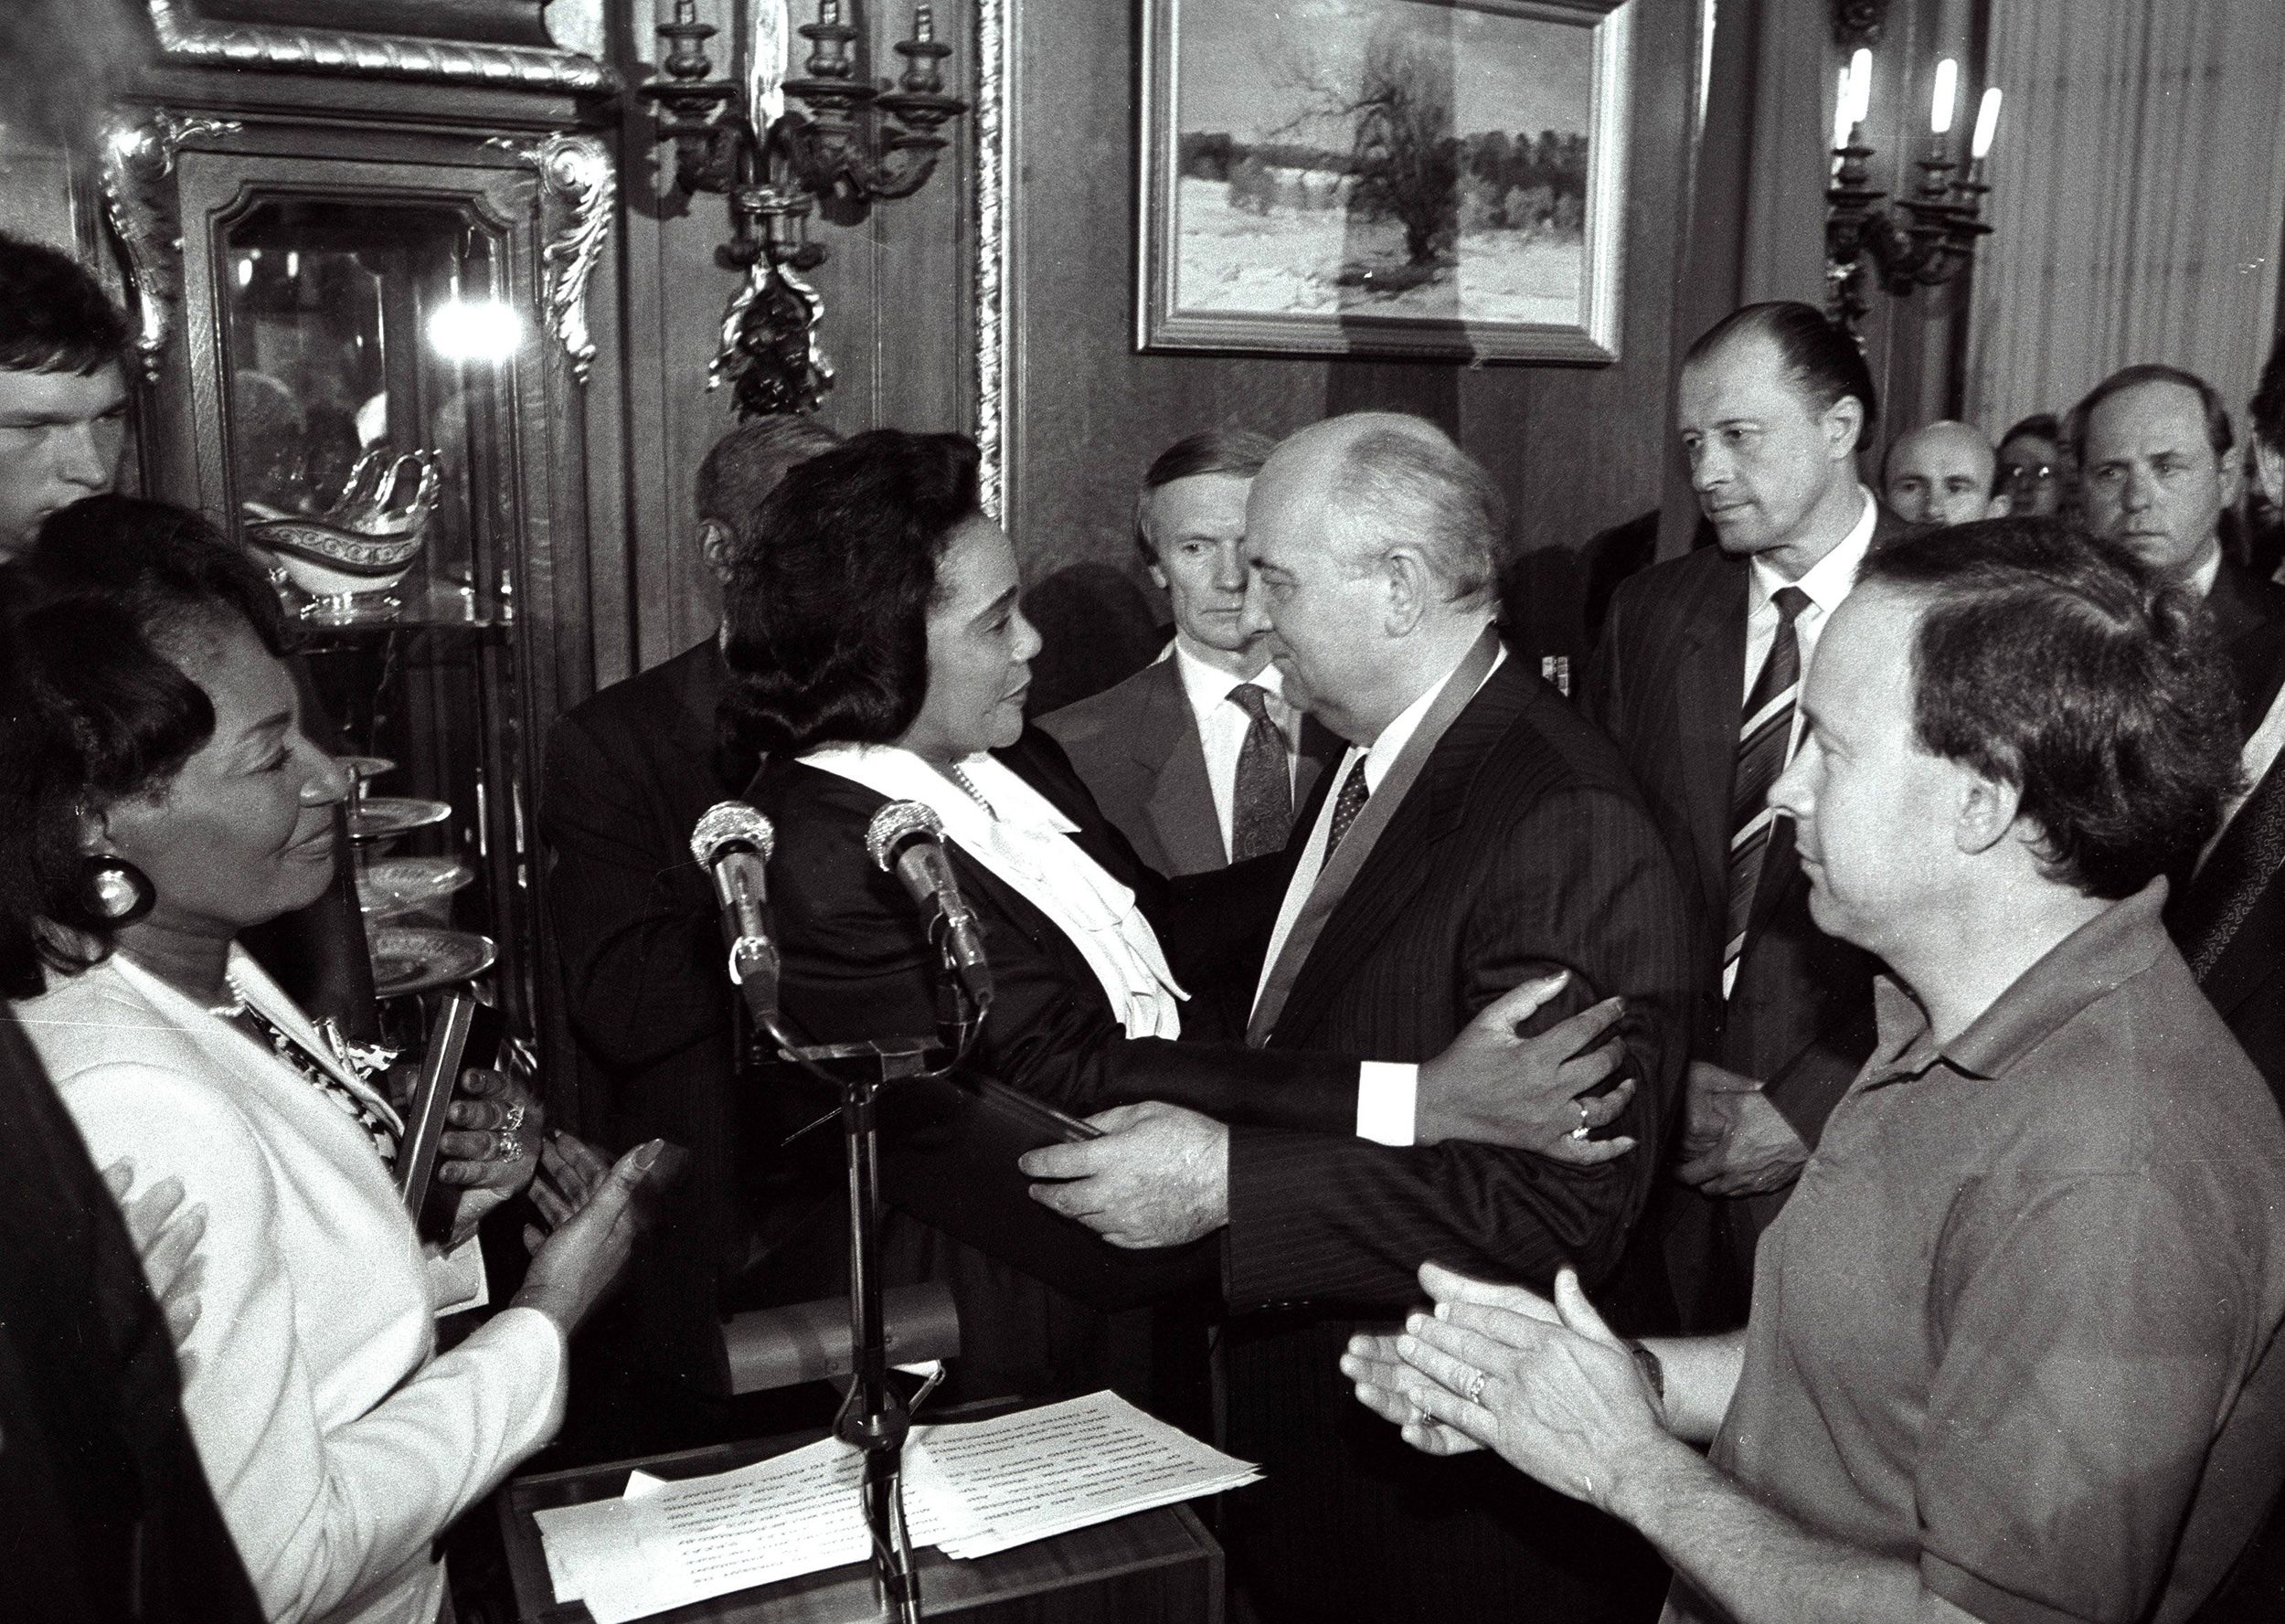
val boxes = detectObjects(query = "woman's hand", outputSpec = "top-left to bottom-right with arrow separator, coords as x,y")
510,1133 -> 667,1338
432,1067 -> 544,1242
102,1158 -> 208,1379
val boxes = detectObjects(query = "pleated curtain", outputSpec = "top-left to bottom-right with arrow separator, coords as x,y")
1964,0 -> 2285,437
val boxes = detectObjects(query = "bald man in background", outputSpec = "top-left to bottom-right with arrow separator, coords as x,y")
1881,419 -> 2010,530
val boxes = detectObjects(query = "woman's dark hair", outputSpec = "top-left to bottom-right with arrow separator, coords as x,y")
717,430 -> 983,783
1859,516 -> 2241,899
0,495 -> 292,996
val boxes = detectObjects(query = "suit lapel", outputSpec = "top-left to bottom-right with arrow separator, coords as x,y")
1270,663 -> 1524,1046
1672,558 -> 1748,922
1132,663 -> 1228,874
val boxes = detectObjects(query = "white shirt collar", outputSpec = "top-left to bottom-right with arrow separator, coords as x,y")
1171,636 -> 1284,723
1352,622 -> 1504,794
2192,544 -> 2225,600
1748,484 -> 1877,618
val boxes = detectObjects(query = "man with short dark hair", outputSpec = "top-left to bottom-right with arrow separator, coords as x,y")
1881,419 -> 2009,528
0,232 -> 131,557
1043,430 -> 1340,875
1349,519 -> 2285,1624
2073,363 -> 2285,741
539,414 -> 841,1439
1584,301 -> 1900,1322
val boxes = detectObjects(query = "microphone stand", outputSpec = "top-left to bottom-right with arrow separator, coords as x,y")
752,934 -> 984,1624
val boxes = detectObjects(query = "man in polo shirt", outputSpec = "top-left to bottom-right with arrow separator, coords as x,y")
1343,518 -> 2285,1624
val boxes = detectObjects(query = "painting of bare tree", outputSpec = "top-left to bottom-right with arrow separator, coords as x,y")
1140,0 -> 1633,363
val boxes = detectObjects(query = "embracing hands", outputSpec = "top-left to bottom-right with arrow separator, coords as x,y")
1340,1260 -> 1670,1516
1415,972 -> 1637,1164
1674,1062 -> 1810,1197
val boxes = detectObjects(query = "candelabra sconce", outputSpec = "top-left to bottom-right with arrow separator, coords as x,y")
1824,141 -> 1991,333
642,0 -> 969,416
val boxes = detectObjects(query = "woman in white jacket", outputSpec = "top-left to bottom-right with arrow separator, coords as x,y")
2,496 -> 663,1624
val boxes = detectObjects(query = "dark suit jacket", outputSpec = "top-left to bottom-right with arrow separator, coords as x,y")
1582,527 -> 1900,1146
540,639 -> 842,1396
0,1013 -> 265,1624
2167,559 -> 2285,1096
1220,654 -> 1699,1624
1040,653 -> 1340,877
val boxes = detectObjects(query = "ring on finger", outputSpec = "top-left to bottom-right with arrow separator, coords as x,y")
1569,1097 -> 1590,1141
493,1130 -> 524,1162
501,1102 -> 526,1134
1464,1367 -> 1489,1406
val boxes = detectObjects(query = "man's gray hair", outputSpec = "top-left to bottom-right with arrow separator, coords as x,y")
1326,428 -> 1510,606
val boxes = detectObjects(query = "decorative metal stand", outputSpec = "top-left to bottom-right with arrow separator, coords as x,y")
641,0 -> 970,416
1824,136 -> 1991,332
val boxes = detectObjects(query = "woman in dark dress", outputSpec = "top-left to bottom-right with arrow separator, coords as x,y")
721,430 -> 1614,1406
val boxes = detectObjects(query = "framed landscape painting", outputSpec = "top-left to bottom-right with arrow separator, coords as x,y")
1138,0 -> 1633,364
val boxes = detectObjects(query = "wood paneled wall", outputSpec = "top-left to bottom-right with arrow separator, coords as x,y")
607,0 -> 976,685
1004,0 -> 1703,670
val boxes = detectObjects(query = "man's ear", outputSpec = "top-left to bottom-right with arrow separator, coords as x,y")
1825,396 -> 1866,462
699,519 -> 732,580
1146,560 -> 1169,592
1381,546 -> 1429,636
1954,770 -> 2022,857
2219,441 -> 2247,507
2255,440 -> 2285,509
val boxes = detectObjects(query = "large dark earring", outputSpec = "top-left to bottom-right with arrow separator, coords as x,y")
80,855 -> 156,926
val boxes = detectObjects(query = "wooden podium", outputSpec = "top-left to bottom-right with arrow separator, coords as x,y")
499,1432 -> 1225,1624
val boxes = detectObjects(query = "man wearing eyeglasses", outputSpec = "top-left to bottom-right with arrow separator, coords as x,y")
1994,412 -> 2069,518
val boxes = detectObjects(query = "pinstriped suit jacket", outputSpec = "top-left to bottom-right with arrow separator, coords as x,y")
1225,654 -> 1700,1311
1217,653 -> 1699,1624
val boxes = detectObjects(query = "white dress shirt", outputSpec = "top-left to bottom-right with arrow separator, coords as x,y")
1171,638 -> 1300,858
1254,632 -> 1508,1146
1741,484 -> 1879,725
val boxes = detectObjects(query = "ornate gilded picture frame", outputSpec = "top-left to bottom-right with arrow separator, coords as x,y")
1139,0 -> 1631,365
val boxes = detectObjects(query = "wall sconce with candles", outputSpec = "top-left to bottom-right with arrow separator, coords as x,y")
1823,45 -> 2001,334
642,0 -> 969,415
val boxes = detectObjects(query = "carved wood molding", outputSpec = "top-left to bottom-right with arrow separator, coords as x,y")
145,0 -> 612,91
974,0 -> 1011,521
97,111 -> 242,385
493,133 -> 617,385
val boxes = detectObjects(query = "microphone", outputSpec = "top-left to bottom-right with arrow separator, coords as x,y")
691,801 -> 781,1025
866,801 -> 994,1014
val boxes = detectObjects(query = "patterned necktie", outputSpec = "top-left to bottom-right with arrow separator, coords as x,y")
1726,586 -> 1812,982
1323,754 -> 1372,864
1228,683 -> 1294,861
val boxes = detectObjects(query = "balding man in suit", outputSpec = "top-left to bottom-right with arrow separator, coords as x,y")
1044,430 -> 1340,876
1026,412 -> 1697,1622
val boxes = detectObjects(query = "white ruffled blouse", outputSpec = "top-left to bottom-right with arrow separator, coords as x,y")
800,744 -> 1188,1039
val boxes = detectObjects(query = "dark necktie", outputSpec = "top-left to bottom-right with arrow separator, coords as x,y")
1726,586 -> 1812,981
1323,754 -> 1372,864
1228,683 -> 1294,861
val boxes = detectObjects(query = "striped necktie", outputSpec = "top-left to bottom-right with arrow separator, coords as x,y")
1228,683 -> 1294,861
1726,586 -> 1812,982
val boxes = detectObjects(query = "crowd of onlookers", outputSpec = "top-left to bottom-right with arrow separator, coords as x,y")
6,207 -> 2285,1624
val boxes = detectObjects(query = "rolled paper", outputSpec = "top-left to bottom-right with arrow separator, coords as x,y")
1930,58 -> 1957,134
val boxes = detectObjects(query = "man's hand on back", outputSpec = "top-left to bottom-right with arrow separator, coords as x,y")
1674,1062 -> 1809,1196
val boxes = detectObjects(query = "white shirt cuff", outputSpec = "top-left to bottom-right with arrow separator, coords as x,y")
1355,1062 -> 1419,1146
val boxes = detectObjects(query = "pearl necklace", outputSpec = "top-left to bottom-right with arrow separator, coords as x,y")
944,762 -> 998,820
